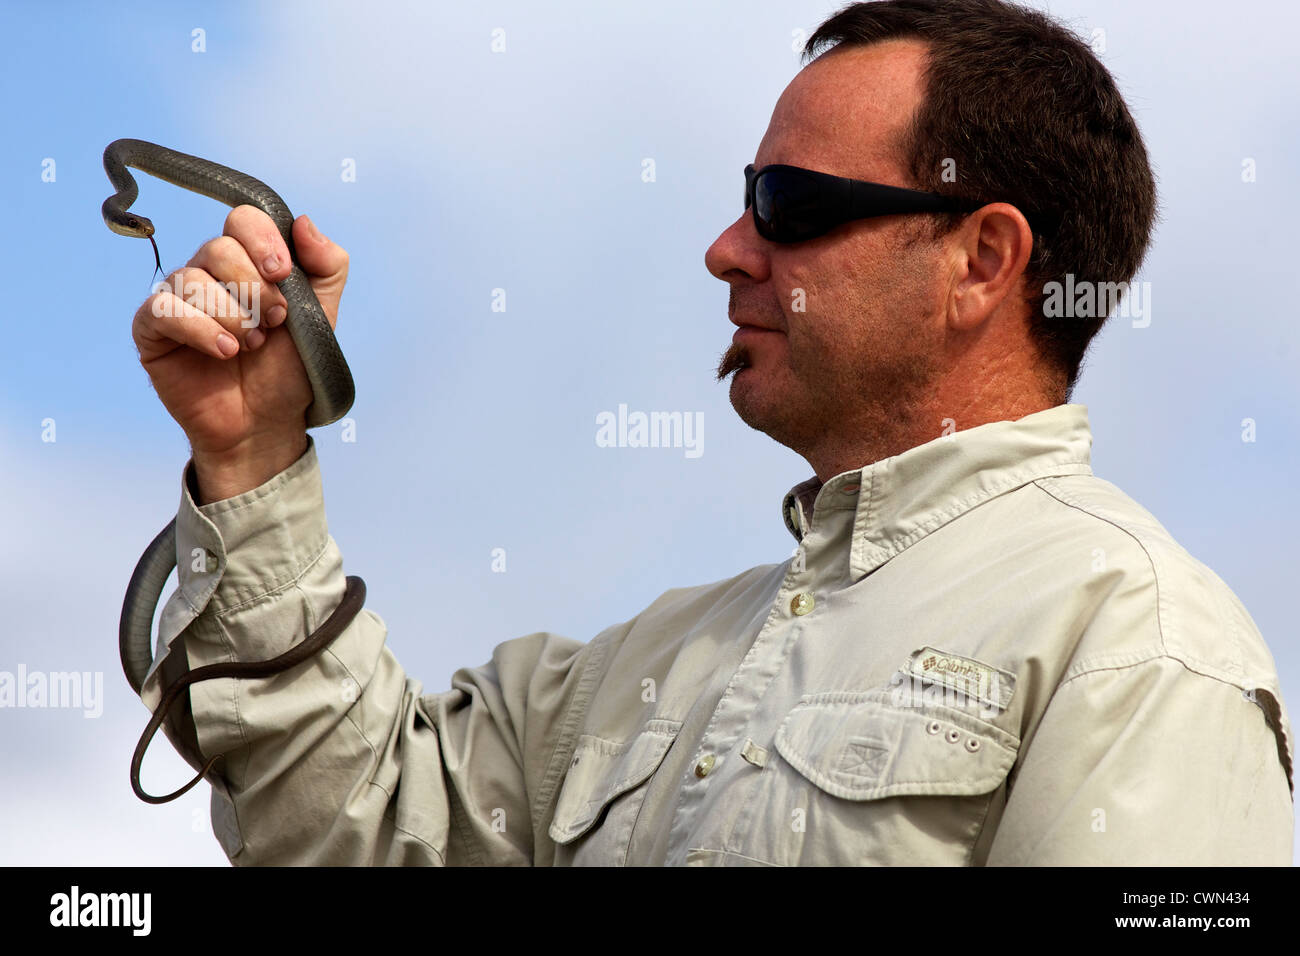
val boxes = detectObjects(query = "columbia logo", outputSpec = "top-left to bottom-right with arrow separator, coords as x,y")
922,655 -> 937,670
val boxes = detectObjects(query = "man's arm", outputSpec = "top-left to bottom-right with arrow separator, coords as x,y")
141,437 -> 602,864
984,655 -> 1293,865
120,203 -> 608,863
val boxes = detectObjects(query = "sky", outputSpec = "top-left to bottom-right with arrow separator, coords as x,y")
0,0 -> 1296,866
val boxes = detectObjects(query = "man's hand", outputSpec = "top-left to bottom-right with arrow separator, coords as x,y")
132,205 -> 349,504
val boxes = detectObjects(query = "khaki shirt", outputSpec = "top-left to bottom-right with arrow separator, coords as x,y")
141,403 -> 1294,865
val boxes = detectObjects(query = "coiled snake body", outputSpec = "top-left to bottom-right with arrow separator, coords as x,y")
103,139 -> 365,803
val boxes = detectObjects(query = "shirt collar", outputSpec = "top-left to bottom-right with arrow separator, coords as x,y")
782,404 -> 1094,581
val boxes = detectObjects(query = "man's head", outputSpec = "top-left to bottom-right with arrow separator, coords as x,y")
708,0 -> 1156,478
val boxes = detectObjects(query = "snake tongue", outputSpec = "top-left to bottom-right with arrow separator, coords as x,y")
148,235 -> 162,281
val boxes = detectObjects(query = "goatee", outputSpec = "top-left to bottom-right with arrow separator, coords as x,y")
716,343 -> 749,382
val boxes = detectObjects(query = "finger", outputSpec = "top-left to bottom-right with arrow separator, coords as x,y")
223,204 -> 293,289
135,288 -> 243,363
153,267 -> 267,350
291,215 -> 349,328
188,234 -> 288,331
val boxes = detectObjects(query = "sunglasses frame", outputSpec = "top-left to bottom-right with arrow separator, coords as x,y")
744,163 -> 984,243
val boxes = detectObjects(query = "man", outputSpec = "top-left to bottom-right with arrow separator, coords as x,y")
131,0 -> 1292,864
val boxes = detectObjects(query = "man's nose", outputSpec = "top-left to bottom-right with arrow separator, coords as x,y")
705,211 -> 769,284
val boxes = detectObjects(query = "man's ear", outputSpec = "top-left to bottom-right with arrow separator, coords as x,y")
947,204 -> 1034,332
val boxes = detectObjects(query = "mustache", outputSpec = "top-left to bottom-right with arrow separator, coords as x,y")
716,343 -> 748,382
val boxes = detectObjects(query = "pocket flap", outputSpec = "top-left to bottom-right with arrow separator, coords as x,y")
774,693 -> 1017,800
549,719 -> 679,844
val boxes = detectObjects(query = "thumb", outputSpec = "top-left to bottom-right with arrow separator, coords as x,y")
291,214 -> 349,326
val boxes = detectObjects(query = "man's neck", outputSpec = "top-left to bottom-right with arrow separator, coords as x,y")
805,392 -> 1058,483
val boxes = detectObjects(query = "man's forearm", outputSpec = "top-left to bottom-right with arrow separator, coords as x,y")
154,436 -> 453,863
191,432 -> 309,504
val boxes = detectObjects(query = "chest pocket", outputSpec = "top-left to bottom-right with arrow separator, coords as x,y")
775,692 -> 1018,799
751,692 -> 1019,864
548,718 -> 680,863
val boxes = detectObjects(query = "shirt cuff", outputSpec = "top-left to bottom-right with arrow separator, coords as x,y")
169,435 -> 328,621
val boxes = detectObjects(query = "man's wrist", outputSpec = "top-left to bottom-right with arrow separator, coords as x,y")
191,433 -> 310,505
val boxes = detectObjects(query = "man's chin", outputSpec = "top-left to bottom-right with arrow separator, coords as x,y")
716,345 -> 798,437
727,367 -> 776,431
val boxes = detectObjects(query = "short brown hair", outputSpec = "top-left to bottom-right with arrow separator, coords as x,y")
805,0 -> 1158,398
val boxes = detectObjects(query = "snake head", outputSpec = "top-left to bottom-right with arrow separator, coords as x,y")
102,206 -> 155,239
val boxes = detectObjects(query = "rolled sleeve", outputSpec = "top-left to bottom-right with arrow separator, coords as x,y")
155,436 -> 333,659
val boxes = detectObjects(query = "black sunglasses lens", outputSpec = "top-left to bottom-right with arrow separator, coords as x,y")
752,168 -> 831,242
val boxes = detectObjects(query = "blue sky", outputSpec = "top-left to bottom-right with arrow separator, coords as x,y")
1,0 -> 1296,865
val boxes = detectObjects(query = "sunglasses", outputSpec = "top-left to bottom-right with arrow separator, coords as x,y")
744,163 -> 982,243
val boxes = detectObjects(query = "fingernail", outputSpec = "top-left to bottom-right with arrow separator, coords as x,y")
268,304 -> 287,326
305,217 -> 323,242
247,328 -> 266,349
263,253 -> 280,273
217,333 -> 239,356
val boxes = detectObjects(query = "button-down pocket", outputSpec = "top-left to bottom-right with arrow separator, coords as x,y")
731,693 -> 1019,865
774,692 -> 1018,800
549,718 -> 680,863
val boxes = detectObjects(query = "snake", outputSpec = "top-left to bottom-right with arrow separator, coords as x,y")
102,139 -> 365,803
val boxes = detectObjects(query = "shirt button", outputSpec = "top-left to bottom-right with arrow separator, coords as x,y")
790,592 -> 815,616
694,754 -> 716,778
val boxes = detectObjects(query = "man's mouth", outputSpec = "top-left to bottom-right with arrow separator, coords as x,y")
729,315 -> 783,334
732,325 -> 781,344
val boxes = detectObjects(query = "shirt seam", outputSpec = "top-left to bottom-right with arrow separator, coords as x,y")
968,789 -> 1005,866
529,629 -> 611,860
623,727 -> 680,866
329,642 -> 380,769
1029,479 -> 1170,662
380,806 -> 447,864
1033,478 -> 1261,686
391,819 -> 446,864
445,768 -> 485,865
1058,650 -> 1261,692
685,847 -> 781,866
